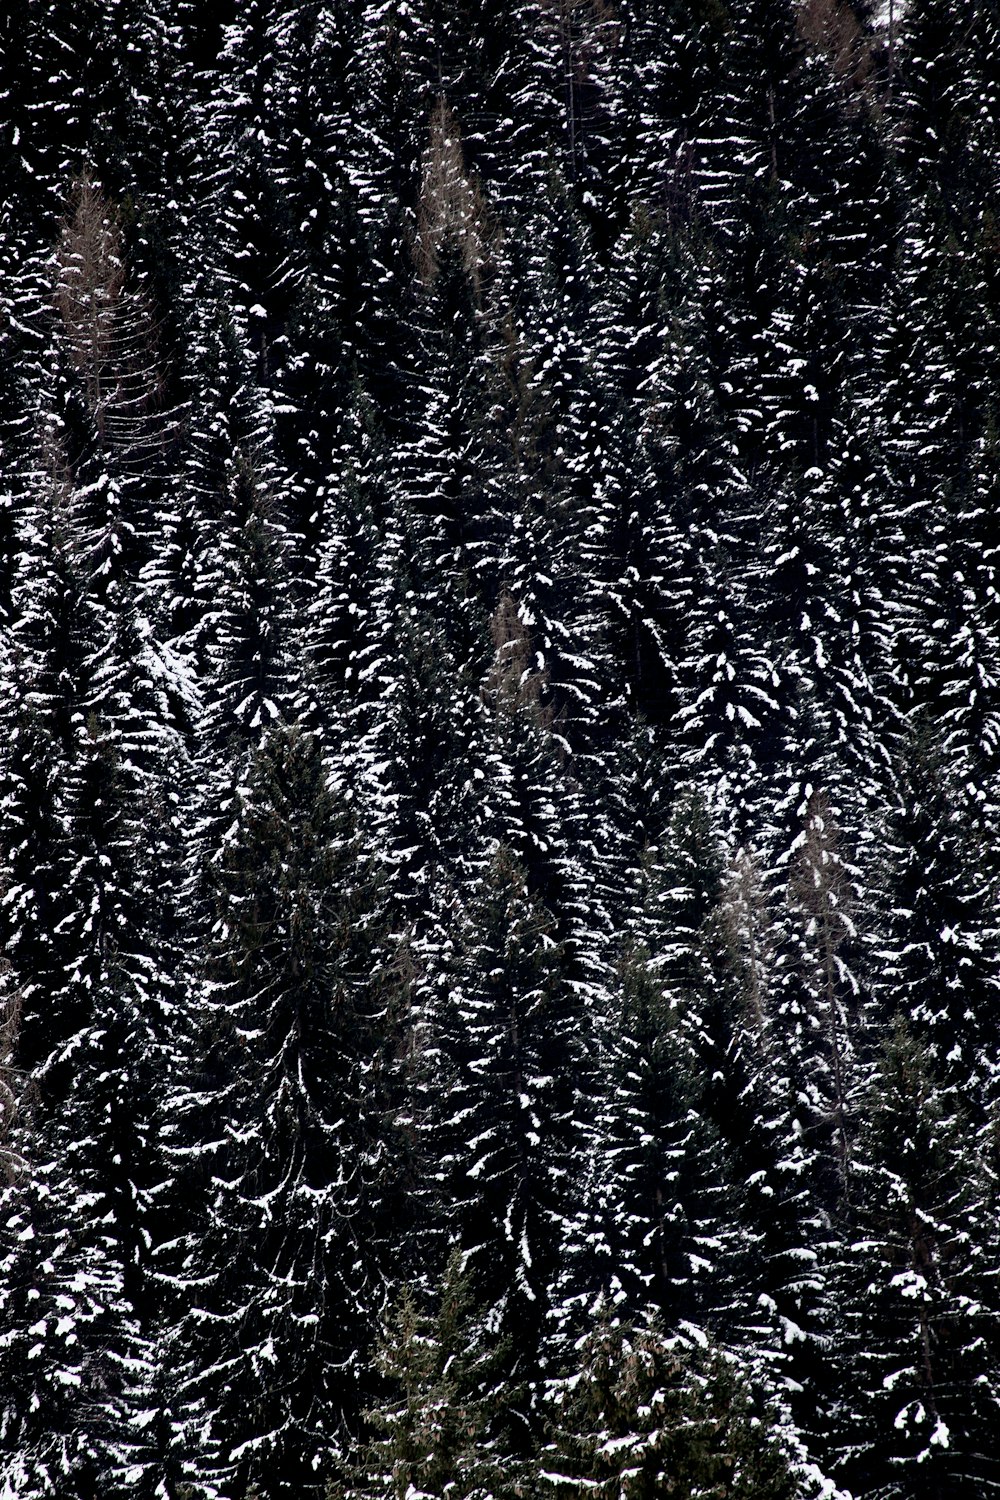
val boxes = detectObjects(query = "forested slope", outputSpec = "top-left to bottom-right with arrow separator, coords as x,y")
2,2 -> 1000,1496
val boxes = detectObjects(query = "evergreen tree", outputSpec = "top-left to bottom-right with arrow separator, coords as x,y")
173,724 -> 409,1498
2,3 -> 1000,1490
870,717 -> 1000,1095
541,1314 -> 801,1500
425,846 -> 590,1448
597,793 -> 740,1333
336,1249 -> 508,1500
830,1019 -> 1000,1498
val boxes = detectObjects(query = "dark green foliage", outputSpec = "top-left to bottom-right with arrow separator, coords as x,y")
830,1019 -> 1000,1497
174,723 -> 410,1497
542,1315 -> 799,1499
336,1248 -> 509,1500
871,717 -> 1000,1093
426,847 -> 590,1430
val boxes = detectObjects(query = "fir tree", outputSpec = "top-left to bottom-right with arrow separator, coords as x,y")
173,723 -> 410,1498
541,1314 -> 801,1500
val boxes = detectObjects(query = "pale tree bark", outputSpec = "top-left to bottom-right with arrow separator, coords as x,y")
0,965 -> 26,1186
482,590 -> 551,727
54,173 -> 169,457
790,791 -> 859,1202
721,848 -> 773,1036
414,99 -> 492,300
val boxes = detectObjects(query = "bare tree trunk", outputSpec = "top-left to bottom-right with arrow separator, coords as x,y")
0,966 -> 26,1185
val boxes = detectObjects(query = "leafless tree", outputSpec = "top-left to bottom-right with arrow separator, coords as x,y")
54,173 -> 172,460
0,964 -> 26,1185
414,99 -> 492,300
789,791 -> 860,1199
482,591 -> 552,728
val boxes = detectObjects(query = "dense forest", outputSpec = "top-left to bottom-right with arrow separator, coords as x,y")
2,0 -> 1000,1495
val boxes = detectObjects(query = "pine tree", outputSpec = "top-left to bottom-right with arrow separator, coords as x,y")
541,1314 -> 800,1500
173,723 -> 410,1498
870,716 -> 1000,1096
830,1018 -> 1000,1498
336,1248 -> 508,1500
424,846 -> 591,1449
597,792 -> 741,1334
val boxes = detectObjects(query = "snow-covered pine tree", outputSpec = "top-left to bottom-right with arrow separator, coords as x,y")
596,791 -> 741,1335
829,1017 -> 1000,1498
541,1313 -> 801,1500
172,723 -> 411,1498
869,715 -> 1000,1097
335,1247 -> 509,1500
423,844 -> 591,1452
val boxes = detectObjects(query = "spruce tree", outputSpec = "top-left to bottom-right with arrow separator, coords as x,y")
541,1314 -> 800,1500
173,723 -> 409,1498
830,1019 -> 1000,1498
425,846 -> 590,1450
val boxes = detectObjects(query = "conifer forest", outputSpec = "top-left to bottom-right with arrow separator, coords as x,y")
5,0 -> 1000,1495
